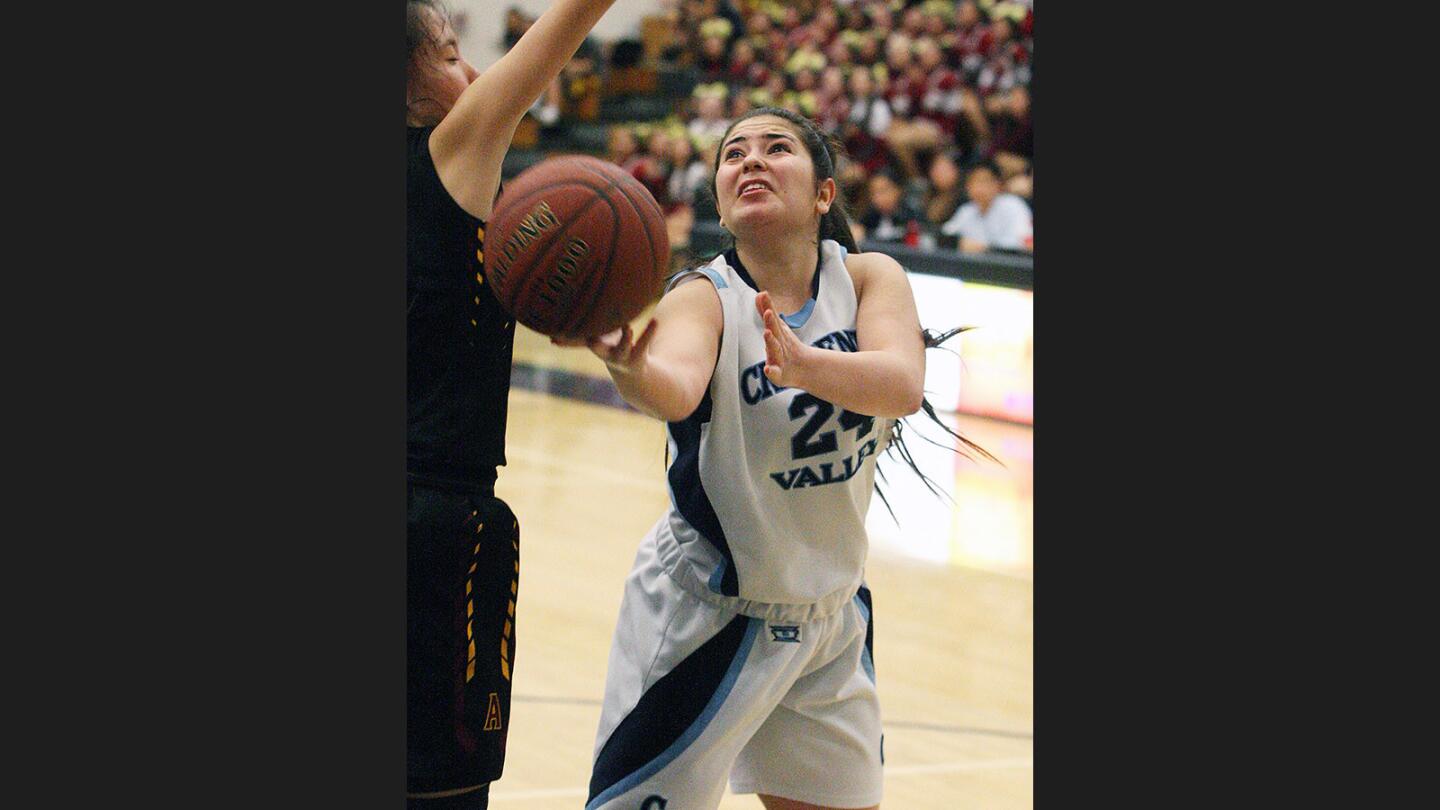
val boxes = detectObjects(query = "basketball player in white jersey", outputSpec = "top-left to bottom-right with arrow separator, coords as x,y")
563,107 -> 941,810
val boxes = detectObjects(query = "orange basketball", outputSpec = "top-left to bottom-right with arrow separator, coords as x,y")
484,155 -> 670,339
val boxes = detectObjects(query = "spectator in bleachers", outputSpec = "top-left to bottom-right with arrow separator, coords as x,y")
725,38 -> 767,90
815,66 -> 850,134
1006,165 -> 1032,206
730,90 -> 754,120
687,86 -> 732,149
556,37 -> 603,121
640,128 -> 676,203
867,1 -> 895,41
986,84 -> 1032,167
854,33 -> 881,66
976,15 -> 1030,96
607,125 -> 643,174
923,1 -> 958,53
782,7 -> 812,49
826,35 -> 854,69
900,5 -> 926,39
940,160 -> 1033,253
842,2 -> 870,36
922,150 -> 967,231
667,134 -> 710,210
952,0 -> 990,83
785,41 -> 827,77
811,4 -> 842,47
915,38 -> 963,136
843,65 -> 893,175
857,169 -> 924,244
697,34 -> 729,84
760,73 -> 788,109
742,10 -> 772,52
503,5 -> 532,50
883,36 -> 945,183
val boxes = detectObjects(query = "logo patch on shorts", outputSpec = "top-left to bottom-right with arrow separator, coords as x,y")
484,692 -> 503,731
641,795 -> 668,809
769,625 -> 801,642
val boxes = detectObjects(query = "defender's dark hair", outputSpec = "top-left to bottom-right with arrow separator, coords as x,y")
406,0 -> 448,67
707,106 -> 859,253
406,1 -> 452,123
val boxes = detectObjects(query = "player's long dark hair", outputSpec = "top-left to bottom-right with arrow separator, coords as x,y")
689,108 -> 997,518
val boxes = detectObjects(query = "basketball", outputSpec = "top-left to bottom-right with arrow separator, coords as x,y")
484,154 -> 670,339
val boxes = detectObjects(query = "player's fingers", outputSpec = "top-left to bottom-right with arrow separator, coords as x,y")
610,323 -> 636,361
763,328 -> 784,367
765,309 -> 792,352
586,327 -> 622,357
755,291 -> 771,319
594,326 -> 624,347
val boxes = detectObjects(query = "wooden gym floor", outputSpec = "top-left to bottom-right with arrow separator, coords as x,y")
488,322 -> 1033,809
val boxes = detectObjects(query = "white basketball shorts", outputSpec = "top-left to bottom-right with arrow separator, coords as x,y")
585,526 -> 883,810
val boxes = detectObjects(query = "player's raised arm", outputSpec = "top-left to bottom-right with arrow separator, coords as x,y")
429,0 -> 620,220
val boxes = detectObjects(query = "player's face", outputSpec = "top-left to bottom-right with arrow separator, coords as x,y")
408,10 -> 479,124
715,116 -> 833,235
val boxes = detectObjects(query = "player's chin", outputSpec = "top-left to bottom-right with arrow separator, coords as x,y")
727,202 -> 788,229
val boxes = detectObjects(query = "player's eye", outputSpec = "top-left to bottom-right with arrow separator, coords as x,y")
769,143 -> 790,153
726,149 -> 743,160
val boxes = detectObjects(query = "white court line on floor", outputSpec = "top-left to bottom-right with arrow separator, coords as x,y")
489,758 -> 1034,801
885,757 -> 1034,775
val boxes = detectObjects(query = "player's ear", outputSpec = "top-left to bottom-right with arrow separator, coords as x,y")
815,177 -> 836,215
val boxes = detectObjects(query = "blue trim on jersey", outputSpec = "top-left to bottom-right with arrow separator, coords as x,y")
781,297 -> 816,329
723,246 -> 822,329
585,617 -> 761,809
708,558 -> 728,594
666,388 -> 739,595
696,265 -> 728,289
665,265 -> 729,296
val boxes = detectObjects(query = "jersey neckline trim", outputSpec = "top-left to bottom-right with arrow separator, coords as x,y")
722,246 -> 823,329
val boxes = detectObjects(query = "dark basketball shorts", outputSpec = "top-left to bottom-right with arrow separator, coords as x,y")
408,482 -> 520,808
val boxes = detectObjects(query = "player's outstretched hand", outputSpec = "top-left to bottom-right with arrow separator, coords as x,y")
552,319 -> 657,375
755,291 -> 810,387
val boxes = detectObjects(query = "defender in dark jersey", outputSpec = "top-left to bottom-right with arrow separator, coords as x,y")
405,2 -> 618,806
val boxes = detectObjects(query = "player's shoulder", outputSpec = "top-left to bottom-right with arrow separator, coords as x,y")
841,247 -> 906,297
842,247 -> 905,276
667,255 -> 731,295
661,263 -> 727,315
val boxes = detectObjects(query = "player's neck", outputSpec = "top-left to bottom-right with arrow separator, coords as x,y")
734,238 -> 819,305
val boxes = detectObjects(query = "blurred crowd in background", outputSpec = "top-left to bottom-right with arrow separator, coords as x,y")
503,0 -> 1033,256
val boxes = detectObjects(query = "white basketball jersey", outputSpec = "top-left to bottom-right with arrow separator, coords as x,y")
653,239 -> 894,619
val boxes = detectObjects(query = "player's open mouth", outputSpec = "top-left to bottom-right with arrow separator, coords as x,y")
739,180 -> 773,197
